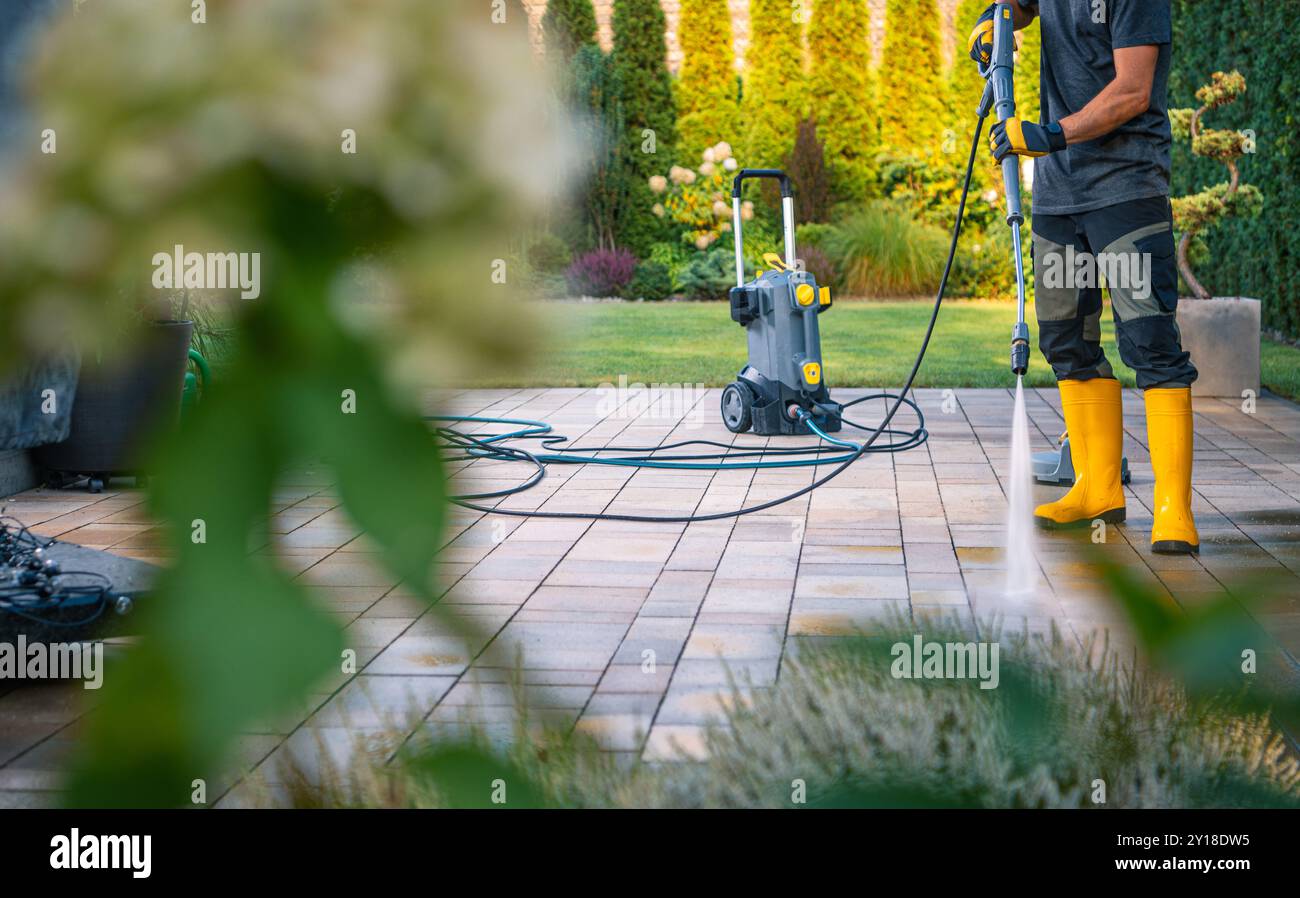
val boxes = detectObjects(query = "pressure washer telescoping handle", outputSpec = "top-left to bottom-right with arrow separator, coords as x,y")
732,169 -> 797,288
984,5 -> 1023,227
982,4 -> 1031,375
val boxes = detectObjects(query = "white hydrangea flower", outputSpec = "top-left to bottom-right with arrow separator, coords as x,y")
649,175 -> 668,194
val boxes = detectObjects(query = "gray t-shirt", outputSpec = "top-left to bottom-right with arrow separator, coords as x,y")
1021,0 -> 1173,216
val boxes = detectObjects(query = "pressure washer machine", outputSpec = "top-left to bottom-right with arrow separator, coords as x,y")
722,169 -> 842,436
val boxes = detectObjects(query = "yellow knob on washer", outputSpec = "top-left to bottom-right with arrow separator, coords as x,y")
802,362 -> 821,385
795,284 -> 816,306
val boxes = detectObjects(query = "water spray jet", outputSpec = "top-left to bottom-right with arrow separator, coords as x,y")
979,5 -> 1040,596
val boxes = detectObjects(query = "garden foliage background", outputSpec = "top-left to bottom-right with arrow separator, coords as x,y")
531,0 -> 1036,304
530,0 -> 1300,343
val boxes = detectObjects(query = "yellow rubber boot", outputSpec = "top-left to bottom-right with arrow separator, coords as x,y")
1145,386 -> 1199,555
1034,378 -> 1127,529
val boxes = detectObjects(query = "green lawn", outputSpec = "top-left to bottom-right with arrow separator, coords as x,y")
1260,341 -> 1300,401
474,299 -> 1300,398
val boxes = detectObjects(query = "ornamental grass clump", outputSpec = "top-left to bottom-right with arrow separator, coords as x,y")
824,203 -> 950,297
269,617 -> 1300,810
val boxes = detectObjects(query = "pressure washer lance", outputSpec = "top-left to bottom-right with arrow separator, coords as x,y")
979,4 -> 1030,376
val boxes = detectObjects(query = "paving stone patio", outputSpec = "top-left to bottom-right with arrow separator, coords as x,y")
2,386 -> 1299,807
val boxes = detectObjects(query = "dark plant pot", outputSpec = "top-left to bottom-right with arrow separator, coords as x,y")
34,320 -> 194,488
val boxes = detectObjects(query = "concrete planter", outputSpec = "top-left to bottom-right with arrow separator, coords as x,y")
1175,297 -> 1261,399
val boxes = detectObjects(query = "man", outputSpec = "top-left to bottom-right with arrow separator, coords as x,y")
969,0 -> 1199,555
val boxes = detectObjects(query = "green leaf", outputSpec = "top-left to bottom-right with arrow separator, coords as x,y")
65,377 -> 345,806
404,744 -> 546,809
280,333 -> 447,605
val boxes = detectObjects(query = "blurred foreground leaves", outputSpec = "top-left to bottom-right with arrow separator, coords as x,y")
1098,557 -> 1300,734
0,0 -> 567,381
0,0 -> 569,805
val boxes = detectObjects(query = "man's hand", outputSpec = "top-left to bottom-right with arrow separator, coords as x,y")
967,3 -> 997,65
970,0 -> 1036,65
989,118 -> 1067,161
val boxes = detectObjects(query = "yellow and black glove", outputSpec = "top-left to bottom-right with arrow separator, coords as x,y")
968,3 -> 997,65
989,118 -> 1067,161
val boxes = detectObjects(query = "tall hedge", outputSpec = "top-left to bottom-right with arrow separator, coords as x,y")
676,0 -> 741,159
542,0 -> 597,66
743,0 -> 805,170
947,0 -> 987,121
941,0 -> 996,223
944,0 -> 1041,222
1170,0 -> 1300,337
808,0 -> 878,202
612,0 -> 677,254
1015,15 -> 1041,122
879,0 -> 947,154
571,45 -> 627,251
946,1 -> 1038,127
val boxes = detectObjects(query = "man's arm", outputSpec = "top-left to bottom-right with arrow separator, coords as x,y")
1058,45 -> 1159,144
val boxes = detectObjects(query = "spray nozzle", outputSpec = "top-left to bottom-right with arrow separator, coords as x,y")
1010,321 -> 1030,376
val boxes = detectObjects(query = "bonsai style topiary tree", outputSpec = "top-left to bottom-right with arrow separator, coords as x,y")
676,0 -> 741,160
1169,71 -> 1263,299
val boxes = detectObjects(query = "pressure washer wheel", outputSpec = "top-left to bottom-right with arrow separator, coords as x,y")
721,382 -> 753,434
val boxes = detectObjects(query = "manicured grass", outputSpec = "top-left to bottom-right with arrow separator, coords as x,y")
474,299 -> 1300,399
1261,341 -> 1300,402
478,299 -> 1098,389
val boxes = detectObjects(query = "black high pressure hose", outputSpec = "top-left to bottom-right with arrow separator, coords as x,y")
437,111 -> 990,524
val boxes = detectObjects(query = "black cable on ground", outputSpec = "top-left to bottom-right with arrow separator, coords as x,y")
0,515 -> 113,628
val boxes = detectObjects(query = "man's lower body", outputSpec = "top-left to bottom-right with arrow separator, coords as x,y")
1031,195 -> 1200,555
